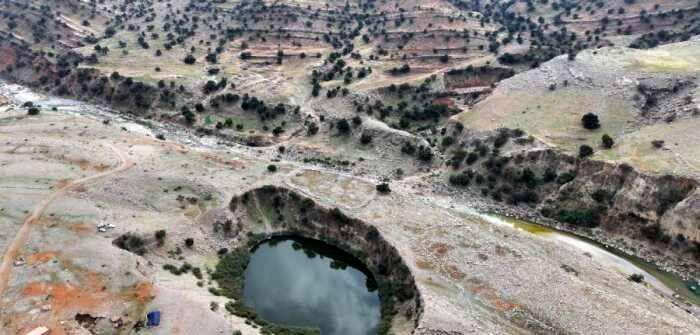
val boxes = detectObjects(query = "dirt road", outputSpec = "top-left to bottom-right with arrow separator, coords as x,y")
0,142 -> 134,299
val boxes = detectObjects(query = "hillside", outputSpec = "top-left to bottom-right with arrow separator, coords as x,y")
1,1 -> 700,334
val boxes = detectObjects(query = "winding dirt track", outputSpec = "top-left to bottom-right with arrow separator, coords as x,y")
0,142 -> 134,299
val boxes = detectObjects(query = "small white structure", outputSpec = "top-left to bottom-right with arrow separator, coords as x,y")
26,326 -> 50,335
96,222 -> 117,233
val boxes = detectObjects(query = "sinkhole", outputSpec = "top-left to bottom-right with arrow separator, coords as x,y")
242,236 -> 381,335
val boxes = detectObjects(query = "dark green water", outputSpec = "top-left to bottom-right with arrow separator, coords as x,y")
242,236 -> 381,335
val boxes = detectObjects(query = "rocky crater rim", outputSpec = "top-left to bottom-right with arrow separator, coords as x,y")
223,185 -> 423,334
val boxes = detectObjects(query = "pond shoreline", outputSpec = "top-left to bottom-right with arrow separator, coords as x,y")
243,235 -> 381,335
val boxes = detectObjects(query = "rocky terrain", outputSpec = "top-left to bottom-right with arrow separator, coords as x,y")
0,0 -> 700,334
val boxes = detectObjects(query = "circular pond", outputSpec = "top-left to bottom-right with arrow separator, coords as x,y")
242,236 -> 381,335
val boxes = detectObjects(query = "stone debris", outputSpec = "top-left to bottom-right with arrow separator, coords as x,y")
111,316 -> 125,328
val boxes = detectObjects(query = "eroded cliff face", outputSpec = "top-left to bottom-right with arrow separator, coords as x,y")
445,124 -> 700,277
546,159 -> 697,233
0,40 -> 163,115
229,185 -> 422,332
665,189 -> 700,242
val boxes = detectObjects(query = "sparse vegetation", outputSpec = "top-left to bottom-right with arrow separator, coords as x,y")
2,1 -> 700,333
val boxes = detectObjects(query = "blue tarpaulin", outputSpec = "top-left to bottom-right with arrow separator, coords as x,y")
146,311 -> 161,327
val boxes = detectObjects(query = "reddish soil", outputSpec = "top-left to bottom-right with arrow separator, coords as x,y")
432,97 -> 455,108
200,152 -> 245,169
26,251 -> 60,265
0,47 -> 17,71
68,223 -> 93,235
467,278 -> 520,312
20,271 -> 112,335
121,281 -> 155,305
446,264 -> 465,279
430,242 -> 454,257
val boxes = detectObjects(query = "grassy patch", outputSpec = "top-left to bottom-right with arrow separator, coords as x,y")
626,44 -> 700,73
594,118 -> 700,176
461,89 -> 635,153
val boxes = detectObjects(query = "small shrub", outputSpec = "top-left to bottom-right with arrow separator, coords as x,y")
557,171 -> 576,184
493,131 -> 509,148
543,168 -> 557,183
509,189 -> 538,204
163,264 -> 181,275
183,54 -> 196,64
306,122 -> 319,136
601,134 -> 614,149
465,152 -> 479,165
591,189 -> 613,203
192,267 -> 203,279
448,173 -> 472,186
441,136 -> 454,147
581,113 -> 600,130
641,223 -> 662,241
113,233 -> 147,255
336,119 -> 351,134
360,132 -> 373,145
557,209 -> 600,228
155,230 -> 166,246
401,142 -> 416,155
579,145 -> 594,158
628,273 -> 644,283
376,183 -> 391,194
417,146 -> 433,162
267,164 -> 278,172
